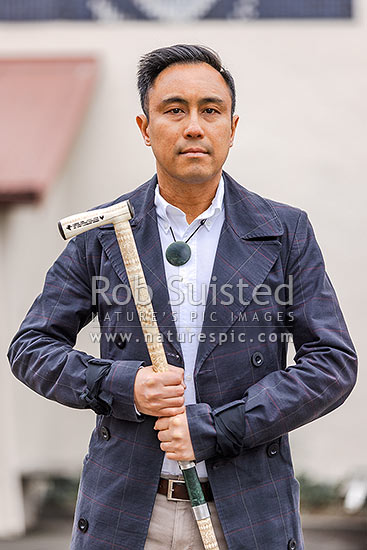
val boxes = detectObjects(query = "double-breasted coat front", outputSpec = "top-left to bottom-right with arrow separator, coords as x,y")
8,172 -> 357,550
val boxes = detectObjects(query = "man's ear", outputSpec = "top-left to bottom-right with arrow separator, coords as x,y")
229,114 -> 239,147
136,114 -> 151,146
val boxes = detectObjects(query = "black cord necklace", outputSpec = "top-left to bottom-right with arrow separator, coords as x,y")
165,219 -> 206,266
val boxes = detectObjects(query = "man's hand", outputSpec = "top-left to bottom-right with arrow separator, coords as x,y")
134,365 -> 186,417
154,410 -> 195,461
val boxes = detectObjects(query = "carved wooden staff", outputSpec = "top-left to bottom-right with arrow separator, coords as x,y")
58,200 -> 220,550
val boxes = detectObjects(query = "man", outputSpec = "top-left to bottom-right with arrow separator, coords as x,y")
8,45 -> 357,550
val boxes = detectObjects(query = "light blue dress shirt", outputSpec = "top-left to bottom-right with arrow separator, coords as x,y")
154,176 -> 225,479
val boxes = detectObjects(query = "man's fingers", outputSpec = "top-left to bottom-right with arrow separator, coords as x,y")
160,385 -> 185,398
157,430 -> 171,442
165,452 -> 177,460
156,405 -> 186,418
159,396 -> 185,408
154,417 -> 169,430
162,367 -> 184,385
160,442 -> 173,453
144,365 -> 183,385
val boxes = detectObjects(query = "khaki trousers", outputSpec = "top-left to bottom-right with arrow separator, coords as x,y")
144,491 -> 228,550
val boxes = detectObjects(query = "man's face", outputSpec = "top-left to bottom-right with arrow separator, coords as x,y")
137,62 -> 239,185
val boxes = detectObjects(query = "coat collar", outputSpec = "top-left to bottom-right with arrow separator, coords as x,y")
220,171 -> 283,239
96,171 -> 284,367
105,171 -> 283,240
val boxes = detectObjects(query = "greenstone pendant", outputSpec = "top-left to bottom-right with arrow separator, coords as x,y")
165,241 -> 191,266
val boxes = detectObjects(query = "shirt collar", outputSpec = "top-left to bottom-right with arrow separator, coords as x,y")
154,175 -> 224,234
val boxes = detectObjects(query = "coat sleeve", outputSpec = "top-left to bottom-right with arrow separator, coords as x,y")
7,233 -> 145,423
186,210 -> 358,462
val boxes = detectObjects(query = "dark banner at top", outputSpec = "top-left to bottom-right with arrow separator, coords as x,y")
0,0 -> 353,21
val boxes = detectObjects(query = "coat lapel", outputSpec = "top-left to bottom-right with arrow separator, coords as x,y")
97,175 -> 181,357
193,172 -> 284,374
96,172 -> 284,369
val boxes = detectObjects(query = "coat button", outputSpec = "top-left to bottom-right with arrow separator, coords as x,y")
267,442 -> 279,457
212,460 -> 225,470
251,351 -> 264,367
101,426 -> 111,441
115,334 -> 127,349
288,539 -> 297,550
78,517 -> 89,533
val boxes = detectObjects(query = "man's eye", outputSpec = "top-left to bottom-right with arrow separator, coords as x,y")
170,108 -> 183,114
204,108 -> 218,114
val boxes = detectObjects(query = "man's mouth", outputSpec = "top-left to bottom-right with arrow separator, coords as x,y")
179,148 -> 209,157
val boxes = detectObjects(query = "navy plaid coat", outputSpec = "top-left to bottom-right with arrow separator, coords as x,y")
8,172 -> 357,550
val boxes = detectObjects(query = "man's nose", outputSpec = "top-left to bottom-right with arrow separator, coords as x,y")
183,113 -> 204,139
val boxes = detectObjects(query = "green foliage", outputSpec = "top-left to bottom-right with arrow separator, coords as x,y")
298,473 -> 341,510
42,477 -> 80,517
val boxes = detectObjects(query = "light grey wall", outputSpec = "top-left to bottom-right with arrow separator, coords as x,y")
0,4 -> 365,532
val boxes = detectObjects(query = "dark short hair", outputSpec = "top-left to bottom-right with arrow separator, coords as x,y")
137,44 -> 236,119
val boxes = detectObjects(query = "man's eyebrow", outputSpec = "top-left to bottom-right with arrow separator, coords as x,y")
161,96 -> 188,105
199,97 -> 225,106
160,96 -> 225,106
